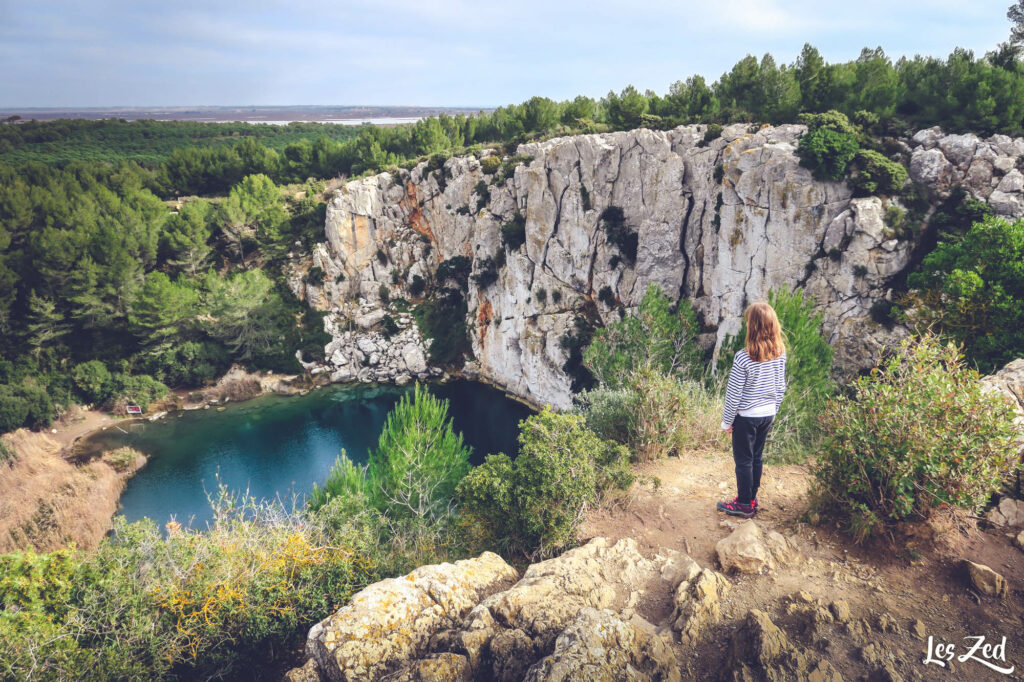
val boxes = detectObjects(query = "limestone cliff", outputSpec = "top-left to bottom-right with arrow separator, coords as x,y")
293,123 -> 1024,407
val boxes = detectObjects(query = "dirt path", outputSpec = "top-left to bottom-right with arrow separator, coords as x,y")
582,451 -> 1024,681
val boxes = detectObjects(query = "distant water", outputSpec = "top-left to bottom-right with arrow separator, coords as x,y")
80,381 -> 532,528
171,117 -> 423,126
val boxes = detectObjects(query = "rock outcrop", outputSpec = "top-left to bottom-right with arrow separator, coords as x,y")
291,538 -> 728,682
721,609 -> 844,682
294,124 -> 1024,407
715,520 -> 798,574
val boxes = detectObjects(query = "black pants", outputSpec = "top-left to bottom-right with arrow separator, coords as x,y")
732,414 -> 774,505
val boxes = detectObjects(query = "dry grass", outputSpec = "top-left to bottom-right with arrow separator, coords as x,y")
0,430 -> 142,553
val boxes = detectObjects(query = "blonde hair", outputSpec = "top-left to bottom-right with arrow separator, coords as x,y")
744,301 -> 785,362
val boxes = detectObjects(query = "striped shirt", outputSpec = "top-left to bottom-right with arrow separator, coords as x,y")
721,349 -> 787,429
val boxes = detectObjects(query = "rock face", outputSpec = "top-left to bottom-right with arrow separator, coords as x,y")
296,124 -> 1024,407
721,609 -> 844,682
292,538 -> 728,681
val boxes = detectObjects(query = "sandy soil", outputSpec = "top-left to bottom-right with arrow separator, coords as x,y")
582,450 -> 1024,681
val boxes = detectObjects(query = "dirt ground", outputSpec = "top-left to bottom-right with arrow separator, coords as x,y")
582,450 -> 1024,681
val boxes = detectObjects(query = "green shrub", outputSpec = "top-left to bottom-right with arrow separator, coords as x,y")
436,256 -> 472,289
534,288 -> 547,304
0,394 -> 30,433
0,439 -> 14,466
584,284 -> 701,389
811,336 -> 1018,541
719,288 -> 834,461
471,257 -> 499,289
796,110 -> 860,181
378,284 -> 390,303
72,360 -> 113,404
480,156 -> 501,174
904,215 -> 1024,373
307,266 -> 325,286
849,149 -> 907,195
413,290 -> 470,366
380,314 -> 399,338
500,214 -> 526,250
458,409 -> 629,558
576,386 -> 640,444
143,341 -> 231,387
702,123 -> 723,145
103,447 -> 140,472
111,374 -> 168,412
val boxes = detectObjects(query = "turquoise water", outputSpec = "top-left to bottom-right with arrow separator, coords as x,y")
80,381 -> 533,528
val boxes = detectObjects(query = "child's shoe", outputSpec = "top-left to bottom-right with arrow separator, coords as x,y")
717,498 -> 755,519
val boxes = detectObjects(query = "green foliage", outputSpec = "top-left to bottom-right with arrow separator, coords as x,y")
435,256 -> 472,290
584,284 -> 702,389
471,257 -> 499,289
408,274 -> 426,298
0,495 -> 378,681
849,149 -> 908,195
904,215 -> 1024,372
142,341 -> 231,387
719,288 -> 834,460
104,447 -> 139,472
0,395 -> 29,433
480,156 -> 502,174
72,360 -> 113,404
575,387 -> 639,444
703,124 -> 723,144
412,291 -> 470,366
0,439 -> 14,466
458,409 -> 630,558
796,111 -> 861,180
811,336 -> 1018,541
500,213 -> 526,250
111,373 -> 168,411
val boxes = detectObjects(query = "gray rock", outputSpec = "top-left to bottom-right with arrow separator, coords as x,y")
715,521 -> 797,574
402,344 -> 428,374
965,560 -> 1007,597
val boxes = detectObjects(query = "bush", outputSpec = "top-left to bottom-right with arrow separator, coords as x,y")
103,447 -> 140,472
0,495 -> 378,681
143,341 -> 231,387
72,360 -> 113,404
719,288 -> 833,460
500,214 -> 526,250
111,374 -> 168,412
575,386 -> 640,444
480,156 -> 501,174
811,336 -> 1018,541
458,409 -> 630,558
599,206 -> 638,263
436,256 -> 472,290
0,439 -> 15,466
796,110 -> 860,181
471,257 -> 499,289
904,215 -> 1024,373
378,284 -> 390,304
312,385 -> 471,524
0,394 -> 30,433
849,149 -> 907,195
307,266 -> 325,286
702,123 -> 723,145
413,290 -> 471,366
380,314 -> 399,338
631,370 -> 728,459
584,284 -> 701,389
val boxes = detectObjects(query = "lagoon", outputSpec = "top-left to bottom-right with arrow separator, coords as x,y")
80,381 -> 533,528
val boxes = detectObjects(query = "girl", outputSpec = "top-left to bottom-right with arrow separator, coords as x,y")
717,301 -> 787,519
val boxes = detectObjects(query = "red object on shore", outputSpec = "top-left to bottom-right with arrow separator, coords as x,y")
126,405 -> 142,415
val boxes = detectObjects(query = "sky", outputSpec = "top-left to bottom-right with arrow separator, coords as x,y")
0,0 -> 1015,108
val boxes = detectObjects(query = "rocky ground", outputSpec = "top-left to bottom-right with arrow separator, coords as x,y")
287,450 -> 1024,681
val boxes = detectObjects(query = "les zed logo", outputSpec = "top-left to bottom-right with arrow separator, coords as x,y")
924,635 -> 1015,675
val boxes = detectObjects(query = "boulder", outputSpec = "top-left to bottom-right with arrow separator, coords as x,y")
521,608 -> 680,682
965,560 -> 1007,597
986,497 -> 1024,527
715,521 -> 797,574
306,552 -> 518,681
402,344 -> 428,374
